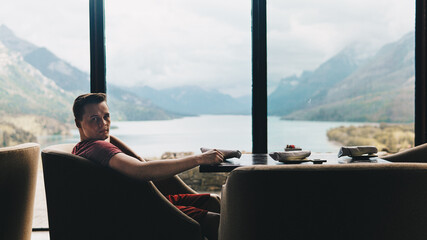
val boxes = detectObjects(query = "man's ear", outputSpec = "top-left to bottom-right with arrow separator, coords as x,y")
75,119 -> 81,128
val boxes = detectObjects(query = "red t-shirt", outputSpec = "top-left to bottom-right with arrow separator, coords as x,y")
72,139 -> 122,167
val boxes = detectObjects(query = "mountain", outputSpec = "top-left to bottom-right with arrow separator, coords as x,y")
0,25 -> 88,93
24,47 -> 90,93
268,43 -> 372,115
0,25 -> 179,121
0,40 -> 74,122
0,25 -> 38,55
269,32 -> 415,123
107,84 -> 183,120
129,85 -> 251,115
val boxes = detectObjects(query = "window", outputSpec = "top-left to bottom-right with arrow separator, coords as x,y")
105,0 -> 252,158
267,0 -> 415,153
0,0 -> 422,231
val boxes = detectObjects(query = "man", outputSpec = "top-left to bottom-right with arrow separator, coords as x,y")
71,93 -> 224,240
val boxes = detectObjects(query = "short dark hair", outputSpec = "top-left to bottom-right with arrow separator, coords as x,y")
73,93 -> 107,121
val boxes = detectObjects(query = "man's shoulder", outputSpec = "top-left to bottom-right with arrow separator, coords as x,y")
79,139 -> 113,147
73,139 -> 118,154
72,138 -> 123,166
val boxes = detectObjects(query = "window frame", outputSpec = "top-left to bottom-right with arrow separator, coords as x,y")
89,0 -> 425,151
415,0 -> 427,145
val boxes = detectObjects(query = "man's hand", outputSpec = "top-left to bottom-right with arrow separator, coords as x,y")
199,149 -> 224,165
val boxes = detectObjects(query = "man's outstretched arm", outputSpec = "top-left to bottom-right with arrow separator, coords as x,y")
109,149 -> 224,181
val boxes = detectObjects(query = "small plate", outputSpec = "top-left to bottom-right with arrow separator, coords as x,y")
279,159 -> 310,164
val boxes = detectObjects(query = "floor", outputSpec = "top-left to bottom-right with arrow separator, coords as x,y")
32,167 -> 49,240
33,167 -> 49,228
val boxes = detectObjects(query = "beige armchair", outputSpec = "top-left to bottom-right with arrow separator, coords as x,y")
41,136 -> 216,240
0,143 -> 40,240
219,163 -> 427,240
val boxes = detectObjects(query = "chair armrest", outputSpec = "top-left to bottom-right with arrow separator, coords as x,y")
110,135 -> 143,160
381,143 -> 427,162
153,175 -> 198,195
148,182 -> 204,239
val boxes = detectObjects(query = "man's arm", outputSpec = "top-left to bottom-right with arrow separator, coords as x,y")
109,149 -> 224,181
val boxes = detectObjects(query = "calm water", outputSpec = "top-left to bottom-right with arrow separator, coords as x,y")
42,115 -> 368,158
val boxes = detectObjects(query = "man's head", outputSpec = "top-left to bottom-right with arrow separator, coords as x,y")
73,93 -> 111,141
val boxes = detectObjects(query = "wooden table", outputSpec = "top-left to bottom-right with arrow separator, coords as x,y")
199,153 -> 390,172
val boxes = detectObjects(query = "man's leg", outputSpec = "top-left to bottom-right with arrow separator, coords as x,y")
199,193 -> 221,213
167,194 -> 220,239
167,193 -> 220,213
172,206 -> 219,240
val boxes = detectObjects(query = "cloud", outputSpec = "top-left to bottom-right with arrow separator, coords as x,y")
104,0 -> 252,96
0,0 -> 414,96
266,0 -> 414,87
0,0 -> 90,71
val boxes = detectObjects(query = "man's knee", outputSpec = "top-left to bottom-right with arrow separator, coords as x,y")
201,194 -> 221,213
211,193 -> 221,202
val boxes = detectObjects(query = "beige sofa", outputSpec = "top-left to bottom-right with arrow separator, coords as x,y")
219,163 -> 427,240
0,143 -> 40,240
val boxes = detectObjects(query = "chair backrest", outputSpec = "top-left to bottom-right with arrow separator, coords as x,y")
219,163 -> 427,240
0,143 -> 40,240
42,144 -> 202,240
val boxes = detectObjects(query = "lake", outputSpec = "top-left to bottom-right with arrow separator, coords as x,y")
42,115 -> 369,158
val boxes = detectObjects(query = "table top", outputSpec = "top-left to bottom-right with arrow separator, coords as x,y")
199,153 -> 390,172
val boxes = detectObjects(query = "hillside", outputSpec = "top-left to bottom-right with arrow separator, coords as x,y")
0,24 -> 180,122
0,24 -> 252,120
269,32 -> 415,123
268,43 -> 367,115
0,41 -> 74,122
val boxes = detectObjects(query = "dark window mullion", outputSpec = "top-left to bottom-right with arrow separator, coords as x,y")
415,0 -> 427,145
252,0 -> 268,153
89,0 -> 106,93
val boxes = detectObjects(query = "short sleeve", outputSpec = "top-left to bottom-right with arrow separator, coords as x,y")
72,140 -> 123,167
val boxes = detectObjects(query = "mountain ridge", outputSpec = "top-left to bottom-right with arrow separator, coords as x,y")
268,42 -> 369,116
0,24 -> 249,119
130,85 -> 251,115
269,31 -> 415,123
0,24 -> 415,123
0,24 -> 182,121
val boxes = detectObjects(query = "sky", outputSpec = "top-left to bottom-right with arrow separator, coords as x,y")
0,0 -> 415,97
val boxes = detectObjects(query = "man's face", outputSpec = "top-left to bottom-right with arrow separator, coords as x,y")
77,101 -> 111,141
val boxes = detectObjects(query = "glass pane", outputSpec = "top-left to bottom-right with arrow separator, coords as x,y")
105,0 -> 252,159
105,0 -> 251,193
0,0 -> 89,229
267,0 -> 415,154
